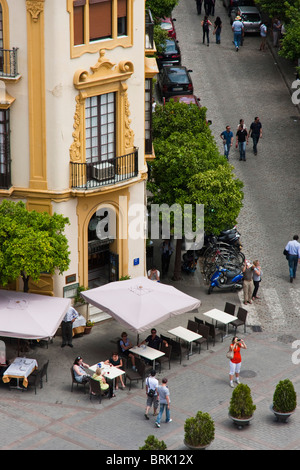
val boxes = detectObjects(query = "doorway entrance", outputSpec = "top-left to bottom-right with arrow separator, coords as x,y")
87,209 -> 119,288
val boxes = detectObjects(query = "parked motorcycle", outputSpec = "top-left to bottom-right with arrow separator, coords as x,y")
181,251 -> 198,274
208,265 -> 243,294
197,226 -> 242,256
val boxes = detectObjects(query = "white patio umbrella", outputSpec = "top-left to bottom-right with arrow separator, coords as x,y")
0,290 -> 70,340
81,276 -> 201,339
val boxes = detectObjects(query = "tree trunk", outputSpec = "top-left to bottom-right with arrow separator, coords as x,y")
172,238 -> 182,281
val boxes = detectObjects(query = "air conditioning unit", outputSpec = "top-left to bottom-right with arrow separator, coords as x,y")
92,162 -> 114,182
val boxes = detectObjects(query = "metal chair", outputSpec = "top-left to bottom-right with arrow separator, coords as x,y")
125,358 -> 145,390
197,323 -> 210,351
205,321 -> 223,346
89,378 -> 106,403
28,370 -> 43,395
157,343 -> 172,371
224,302 -> 236,316
230,307 -> 248,334
187,320 -> 207,354
169,338 -> 182,364
194,316 -> 204,326
70,367 -> 88,394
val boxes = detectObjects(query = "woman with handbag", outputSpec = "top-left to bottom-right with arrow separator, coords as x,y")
228,337 -> 247,388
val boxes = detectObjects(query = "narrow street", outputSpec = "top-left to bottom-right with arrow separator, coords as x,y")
172,0 -> 300,334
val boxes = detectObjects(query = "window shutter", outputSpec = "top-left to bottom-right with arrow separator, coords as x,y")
74,1 -> 85,45
89,0 -> 112,41
117,0 -> 127,18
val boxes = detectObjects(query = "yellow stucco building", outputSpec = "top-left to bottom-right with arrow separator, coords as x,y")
0,0 -> 157,305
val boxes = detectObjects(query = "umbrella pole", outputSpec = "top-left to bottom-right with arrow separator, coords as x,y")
137,333 -> 139,345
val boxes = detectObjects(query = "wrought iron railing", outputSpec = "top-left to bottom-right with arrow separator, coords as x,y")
0,48 -> 19,78
70,149 -> 138,190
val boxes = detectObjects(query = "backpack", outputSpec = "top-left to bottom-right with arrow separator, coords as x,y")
203,20 -> 209,31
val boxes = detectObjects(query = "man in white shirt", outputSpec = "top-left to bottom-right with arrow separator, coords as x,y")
144,370 -> 159,420
61,306 -> 79,348
285,235 -> 300,283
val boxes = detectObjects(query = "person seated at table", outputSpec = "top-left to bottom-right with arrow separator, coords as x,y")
147,267 -> 160,282
92,367 -> 115,398
120,332 -> 137,371
73,356 -> 90,384
104,352 -> 126,390
138,328 -> 168,350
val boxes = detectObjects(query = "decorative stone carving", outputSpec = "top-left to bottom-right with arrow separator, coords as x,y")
26,0 -> 44,22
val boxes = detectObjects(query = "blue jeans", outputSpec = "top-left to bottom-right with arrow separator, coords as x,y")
156,404 -> 170,424
238,141 -> 246,160
224,143 -> 231,160
288,255 -> 298,278
234,32 -> 242,48
252,134 -> 260,154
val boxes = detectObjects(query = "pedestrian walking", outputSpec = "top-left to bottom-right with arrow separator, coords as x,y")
145,370 -> 159,420
220,125 -> 233,160
232,15 -> 244,51
272,18 -> 281,47
210,0 -> 215,16
236,122 -> 248,161
201,15 -> 212,46
204,0 -> 210,15
229,337 -> 247,388
242,259 -> 254,304
249,116 -> 262,155
213,16 -> 222,44
259,21 -> 267,51
252,260 -> 262,300
155,378 -> 172,427
160,239 -> 174,277
284,235 -> 300,283
195,0 -> 203,15
61,306 -> 79,348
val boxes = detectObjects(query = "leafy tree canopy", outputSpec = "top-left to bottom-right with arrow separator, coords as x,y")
0,200 -> 70,291
146,0 -> 179,20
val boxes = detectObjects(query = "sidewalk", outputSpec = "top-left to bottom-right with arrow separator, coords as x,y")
0,272 -> 300,451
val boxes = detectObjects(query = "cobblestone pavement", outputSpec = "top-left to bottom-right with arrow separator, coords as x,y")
1,0 -> 300,453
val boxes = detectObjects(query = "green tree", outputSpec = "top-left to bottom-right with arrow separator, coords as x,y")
0,200 -> 70,292
146,0 -> 179,19
148,101 -> 243,279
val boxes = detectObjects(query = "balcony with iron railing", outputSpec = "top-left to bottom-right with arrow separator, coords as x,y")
0,48 -> 20,80
70,149 -> 139,190
145,9 -> 155,53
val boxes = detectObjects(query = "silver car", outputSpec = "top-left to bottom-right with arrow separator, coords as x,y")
230,6 -> 262,33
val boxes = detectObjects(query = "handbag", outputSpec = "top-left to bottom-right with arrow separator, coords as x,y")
226,348 -> 234,360
283,249 -> 289,260
146,378 -> 155,397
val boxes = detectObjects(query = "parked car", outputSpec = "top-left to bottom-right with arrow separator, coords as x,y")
157,66 -> 193,100
157,39 -> 181,68
170,94 -> 201,108
159,17 -> 177,39
230,6 -> 261,33
223,0 -> 254,16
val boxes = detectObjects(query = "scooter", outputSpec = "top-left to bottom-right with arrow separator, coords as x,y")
208,265 -> 243,294
181,251 -> 198,274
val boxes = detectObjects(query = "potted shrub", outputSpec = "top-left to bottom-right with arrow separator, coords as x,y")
139,435 -> 167,450
84,320 -> 94,334
184,411 -> 215,450
228,383 -> 256,429
74,285 -> 89,320
271,379 -> 297,423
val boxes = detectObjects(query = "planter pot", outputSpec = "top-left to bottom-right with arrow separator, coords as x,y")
229,413 -> 254,430
270,404 -> 295,423
84,326 -> 93,335
183,439 -> 211,450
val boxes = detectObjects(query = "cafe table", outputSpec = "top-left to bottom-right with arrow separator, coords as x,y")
168,326 -> 202,359
203,308 -> 238,337
88,362 -> 125,381
2,357 -> 38,390
129,345 -> 165,369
